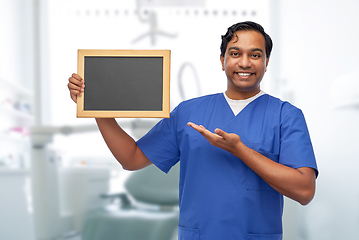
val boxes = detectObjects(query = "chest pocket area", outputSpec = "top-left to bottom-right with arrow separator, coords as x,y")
245,151 -> 279,191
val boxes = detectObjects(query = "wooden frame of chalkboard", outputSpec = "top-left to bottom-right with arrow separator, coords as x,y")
77,49 -> 170,118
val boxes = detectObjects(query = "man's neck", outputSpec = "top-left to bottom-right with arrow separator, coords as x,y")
225,88 -> 261,100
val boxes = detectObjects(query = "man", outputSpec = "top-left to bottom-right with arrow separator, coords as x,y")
68,21 -> 318,240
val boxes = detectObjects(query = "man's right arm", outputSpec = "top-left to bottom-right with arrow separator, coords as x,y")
95,118 -> 152,170
68,73 -> 152,171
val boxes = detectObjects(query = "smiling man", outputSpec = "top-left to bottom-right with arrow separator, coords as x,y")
68,21 -> 318,240
221,29 -> 269,100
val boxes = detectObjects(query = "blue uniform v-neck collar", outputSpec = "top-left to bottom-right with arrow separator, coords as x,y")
219,92 -> 268,118
202,93 -> 267,133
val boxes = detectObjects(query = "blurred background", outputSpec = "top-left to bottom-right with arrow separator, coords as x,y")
1,0 -> 359,239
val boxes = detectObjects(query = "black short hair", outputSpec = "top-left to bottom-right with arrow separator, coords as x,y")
220,21 -> 273,58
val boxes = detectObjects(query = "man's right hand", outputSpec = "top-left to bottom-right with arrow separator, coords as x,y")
67,73 -> 85,103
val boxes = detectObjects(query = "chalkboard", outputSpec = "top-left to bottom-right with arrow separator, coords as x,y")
77,49 -> 170,118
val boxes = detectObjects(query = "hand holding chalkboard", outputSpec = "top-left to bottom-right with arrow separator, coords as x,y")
76,49 -> 171,118
68,73 -> 85,103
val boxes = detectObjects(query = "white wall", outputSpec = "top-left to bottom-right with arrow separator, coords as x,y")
278,1 -> 359,239
279,0 -> 359,116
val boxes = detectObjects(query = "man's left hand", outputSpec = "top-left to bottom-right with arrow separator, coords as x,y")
187,122 -> 242,154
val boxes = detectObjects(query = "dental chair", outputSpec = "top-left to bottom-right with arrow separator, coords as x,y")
81,163 -> 180,240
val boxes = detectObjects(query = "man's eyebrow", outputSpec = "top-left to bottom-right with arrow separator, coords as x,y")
251,48 -> 264,54
227,47 -> 264,54
227,47 -> 240,52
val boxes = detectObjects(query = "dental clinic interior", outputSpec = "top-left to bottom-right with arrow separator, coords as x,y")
1,0 -> 359,239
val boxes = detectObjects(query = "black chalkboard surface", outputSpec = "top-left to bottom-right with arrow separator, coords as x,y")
77,50 -> 170,118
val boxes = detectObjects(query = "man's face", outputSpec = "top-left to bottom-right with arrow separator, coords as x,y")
220,30 -> 269,99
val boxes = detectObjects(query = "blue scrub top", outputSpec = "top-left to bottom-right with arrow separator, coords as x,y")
137,93 -> 318,240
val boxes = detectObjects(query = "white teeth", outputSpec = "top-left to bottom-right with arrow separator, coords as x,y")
237,73 -> 251,76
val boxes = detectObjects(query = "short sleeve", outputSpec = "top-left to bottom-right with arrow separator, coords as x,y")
279,106 -> 318,177
137,107 -> 180,173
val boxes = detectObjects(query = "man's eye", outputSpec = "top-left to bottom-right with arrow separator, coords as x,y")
231,52 -> 239,56
252,54 -> 261,58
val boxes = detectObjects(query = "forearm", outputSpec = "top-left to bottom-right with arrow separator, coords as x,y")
234,142 -> 316,205
95,118 -> 152,170
187,123 -> 316,205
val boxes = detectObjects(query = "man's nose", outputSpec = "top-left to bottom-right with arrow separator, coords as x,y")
237,55 -> 251,69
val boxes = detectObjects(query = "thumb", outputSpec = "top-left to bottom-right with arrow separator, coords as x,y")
214,128 -> 227,137
71,94 -> 78,103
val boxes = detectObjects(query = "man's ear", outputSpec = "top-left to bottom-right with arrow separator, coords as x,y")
265,57 -> 269,72
220,54 -> 225,71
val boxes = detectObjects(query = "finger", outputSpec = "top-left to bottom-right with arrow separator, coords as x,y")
187,122 -> 207,133
70,88 -> 83,96
69,74 -> 84,87
187,122 -> 195,127
69,76 -> 85,88
70,88 -> 82,97
187,122 -> 200,130
70,86 -> 83,102
71,73 -> 83,81
71,93 -> 78,103
214,128 -> 227,137
68,82 -> 84,94
188,123 -> 221,142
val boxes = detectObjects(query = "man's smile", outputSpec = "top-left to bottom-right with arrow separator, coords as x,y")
235,72 -> 254,78
236,72 -> 252,76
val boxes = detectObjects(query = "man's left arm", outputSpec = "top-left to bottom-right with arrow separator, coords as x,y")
187,122 -> 316,206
